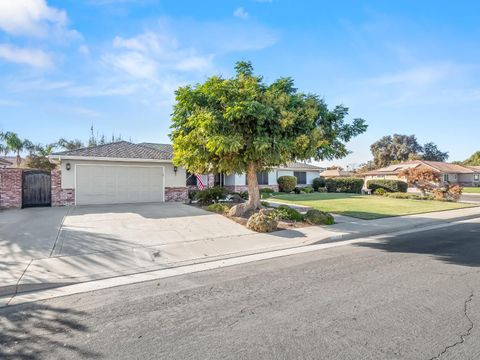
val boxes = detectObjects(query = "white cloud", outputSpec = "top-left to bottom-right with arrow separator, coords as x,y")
102,52 -> 158,79
78,45 -> 90,56
369,64 -> 454,87
233,7 -> 249,20
0,44 -> 52,68
0,0 -> 78,39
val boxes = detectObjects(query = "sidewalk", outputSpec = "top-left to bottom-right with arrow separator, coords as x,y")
2,206 -> 480,302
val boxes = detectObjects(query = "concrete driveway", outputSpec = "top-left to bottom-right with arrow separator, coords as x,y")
0,203 -> 255,296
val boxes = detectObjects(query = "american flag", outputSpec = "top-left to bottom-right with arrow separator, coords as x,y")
196,174 -> 205,190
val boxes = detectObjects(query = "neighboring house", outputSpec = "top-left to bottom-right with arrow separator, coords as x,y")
49,141 -> 187,206
221,162 -> 326,192
0,157 -> 13,168
320,168 -> 353,178
363,160 -> 480,187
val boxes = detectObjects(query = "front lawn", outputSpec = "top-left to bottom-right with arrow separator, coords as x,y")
463,187 -> 480,194
270,193 -> 477,220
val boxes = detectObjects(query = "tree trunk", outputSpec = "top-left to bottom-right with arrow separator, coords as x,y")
246,162 -> 261,210
16,150 -> 21,167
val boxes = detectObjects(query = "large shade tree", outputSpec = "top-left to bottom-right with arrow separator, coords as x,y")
170,61 -> 367,211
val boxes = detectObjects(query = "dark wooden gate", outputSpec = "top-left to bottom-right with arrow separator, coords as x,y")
22,170 -> 51,208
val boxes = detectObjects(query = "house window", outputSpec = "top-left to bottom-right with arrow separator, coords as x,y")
186,172 -> 197,186
294,171 -> 307,185
257,172 -> 269,185
474,175 -> 479,181
443,174 -> 449,182
246,172 -> 269,185
214,173 -> 224,187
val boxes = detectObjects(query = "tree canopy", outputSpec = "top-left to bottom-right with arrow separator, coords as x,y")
463,151 -> 480,166
370,134 -> 449,168
170,61 -> 367,209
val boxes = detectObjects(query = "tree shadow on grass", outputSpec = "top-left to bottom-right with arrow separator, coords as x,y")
0,303 -> 102,359
353,221 -> 480,267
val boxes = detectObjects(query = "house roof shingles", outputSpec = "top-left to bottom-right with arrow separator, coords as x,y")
364,160 -> 479,176
279,162 -> 325,171
51,141 -> 173,161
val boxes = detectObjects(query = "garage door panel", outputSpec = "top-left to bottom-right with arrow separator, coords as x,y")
76,165 -> 164,205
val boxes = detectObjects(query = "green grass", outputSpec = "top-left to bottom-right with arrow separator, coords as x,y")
463,187 -> 480,194
271,192 -> 477,220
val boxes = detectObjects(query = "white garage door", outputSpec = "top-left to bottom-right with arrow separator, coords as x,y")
75,165 -> 164,205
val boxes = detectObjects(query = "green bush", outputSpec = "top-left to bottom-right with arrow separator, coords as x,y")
367,180 -> 408,193
195,186 -> 227,205
274,205 -> 304,221
206,203 -> 230,214
304,209 -> 334,225
312,177 -> 326,191
303,186 -> 314,193
317,187 -> 328,193
277,176 -> 297,193
326,177 -> 363,193
261,200 -> 270,207
374,188 -> 387,196
293,187 -> 303,194
260,188 -> 275,199
384,192 -> 426,200
188,189 -> 199,203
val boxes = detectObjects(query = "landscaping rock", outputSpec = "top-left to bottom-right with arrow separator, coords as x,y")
228,203 -> 248,217
304,209 -> 334,225
246,209 -> 278,232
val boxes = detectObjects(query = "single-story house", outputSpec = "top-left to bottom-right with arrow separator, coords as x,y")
217,162 -> 325,193
48,141 -> 325,206
320,168 -> 353,178
363,160 -> 480,187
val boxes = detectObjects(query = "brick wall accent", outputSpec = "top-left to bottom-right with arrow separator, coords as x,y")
165,186 -> 188,202
51,168 -> 75,206
0,168 -> 23,209
224,184 -> 279,193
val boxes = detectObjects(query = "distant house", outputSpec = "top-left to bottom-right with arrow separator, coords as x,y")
320,168 -> 353,178
363,160 -> 480,187
0,157 -> 14,168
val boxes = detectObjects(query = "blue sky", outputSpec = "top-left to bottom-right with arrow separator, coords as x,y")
0,0 -> 479,167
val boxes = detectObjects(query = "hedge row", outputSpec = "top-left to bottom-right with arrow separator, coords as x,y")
325,177 -> 364,193
367,179 -> 408,193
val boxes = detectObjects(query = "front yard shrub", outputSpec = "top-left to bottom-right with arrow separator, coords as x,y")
260,188 -> 275,199
261,200 -> 270,207
326,177 -> 363,193
384,192 -> 422,200
317,186 -> 328,193
195,186 -> 227,205
374,188 -> 387,196
239,191 -> 249,200
367,180 -> 408,193
246,209 -> 278,232
303,186 -> 314,193
312,177 -> 326,191
278,176 -> 297,193
188,189 -> 199,203
304,209 -> 334,225
274,205 -> 304,221
206,203 -> 230,214
294,187 -> 303,194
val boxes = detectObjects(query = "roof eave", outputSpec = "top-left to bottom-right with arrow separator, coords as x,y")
48,155 -> 173,163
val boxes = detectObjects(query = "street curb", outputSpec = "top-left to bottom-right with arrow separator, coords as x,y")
2,211 -> 480,307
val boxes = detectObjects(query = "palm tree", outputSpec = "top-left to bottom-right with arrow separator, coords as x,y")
1,131 -> 29,167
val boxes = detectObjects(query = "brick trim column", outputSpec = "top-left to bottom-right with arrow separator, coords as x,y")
0,168 -> 23,209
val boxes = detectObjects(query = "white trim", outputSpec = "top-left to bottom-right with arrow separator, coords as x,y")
74,163 -> 166,205
49,155 -> 172,163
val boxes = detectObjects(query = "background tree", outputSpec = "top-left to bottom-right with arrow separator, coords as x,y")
422,142 -> 449,162
170,61 -> 367,211
57,138 -> 84,151
371,134 -> 423,168
400,167 -> 440,196
463,151 -> 480,166
0,131 -> 31,167
24,143 -> 57,171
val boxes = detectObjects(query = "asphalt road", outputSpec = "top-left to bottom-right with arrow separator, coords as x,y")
1,219 -> 480,360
